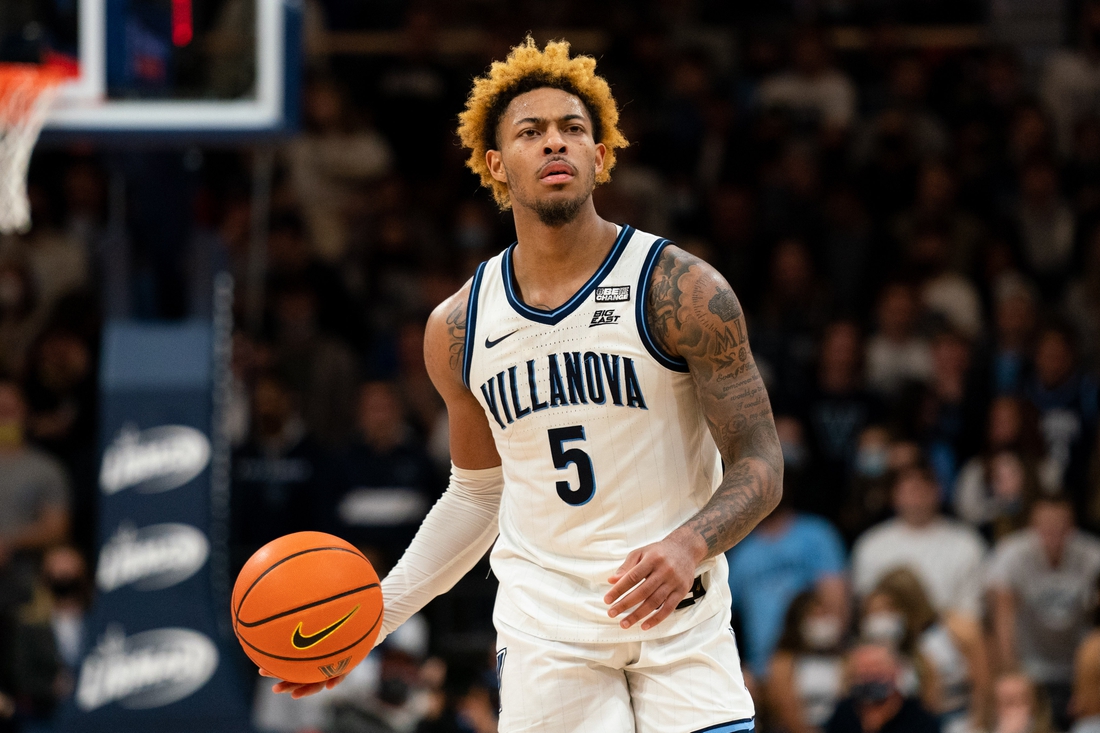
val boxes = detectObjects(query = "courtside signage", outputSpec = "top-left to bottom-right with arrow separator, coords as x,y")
75,626 -> 219,711
99,425 -> 211,495
96,523 -> 210,593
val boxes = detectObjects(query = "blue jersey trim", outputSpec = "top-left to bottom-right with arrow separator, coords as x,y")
692,717 -> 755,733
462,261 -> 488,389
502,224 -> 635,325
636,239 -> 690,373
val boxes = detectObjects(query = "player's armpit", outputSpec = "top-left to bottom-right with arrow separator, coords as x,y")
646,245 -> 783,559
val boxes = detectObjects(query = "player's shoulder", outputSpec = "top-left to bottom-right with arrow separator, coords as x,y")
425,276 -> 478,392
644,239 -> 743,359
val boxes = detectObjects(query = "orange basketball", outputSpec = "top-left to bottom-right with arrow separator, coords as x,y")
232,531 -> 384,684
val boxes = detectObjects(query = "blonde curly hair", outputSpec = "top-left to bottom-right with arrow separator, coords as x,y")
457,36 -> 628,209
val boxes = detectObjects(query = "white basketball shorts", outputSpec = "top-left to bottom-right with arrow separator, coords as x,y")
494,608 -> 756,733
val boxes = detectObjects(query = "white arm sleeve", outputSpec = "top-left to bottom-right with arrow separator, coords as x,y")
376,463 -> 503,643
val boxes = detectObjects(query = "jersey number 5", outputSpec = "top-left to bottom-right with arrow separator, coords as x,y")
548,426 -> 596,505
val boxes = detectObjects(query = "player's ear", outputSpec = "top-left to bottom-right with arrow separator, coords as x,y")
486,150 -> 508,184
593,142 -> 606,176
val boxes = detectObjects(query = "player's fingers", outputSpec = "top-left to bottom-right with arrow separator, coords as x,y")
640,593 -> 681,630
271,681 -> 299,694
607,576 -> 661,618
604,557 -> 656,604
290,682 -> 328,699
607,548 -> 644,584
258,669 -> 275,678
324,674 -> 347,690
618,584 -> 674,629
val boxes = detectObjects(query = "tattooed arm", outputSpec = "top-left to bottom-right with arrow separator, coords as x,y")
605,245 -> 782,631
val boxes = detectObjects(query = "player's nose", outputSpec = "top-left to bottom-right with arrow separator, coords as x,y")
543,125 -> 567,154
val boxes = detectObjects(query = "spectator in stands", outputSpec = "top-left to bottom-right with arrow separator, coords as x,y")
726,488 -> 849,680
853,462 -> 986,617
865,283 -> 933,399
1013,160 -> 1076,296
757,28 -> 857,141
265,212 -> 365,350
1070,575 -> 1100,733
766,590 -> 847,733
230,373 -> 325,573
893,162 -> 983,276
800,320 -> 882,519
285,76 -> 394,262
982,277 -> 1038,395
0,261 -> 41,378
40,545 -> 89,693
270,283 -> 360,447
1023,324 -> 1099,510
909,228 -> 984,340
954,396 -> 1051,539
860,568 -> 990,733
754,238 -> 831,402
0,379 -> 70,611
23,327 -> 97,472
838,425 -> 897,543
824,643 -> 940,733
9,186 -> 89,316
326,381 -> 441,569
901,328 -> 987,493
988,495 -> 1100,730
1064,225 -> 1100,371
991,673 -> 1054,733
1041,0 -> 1100,156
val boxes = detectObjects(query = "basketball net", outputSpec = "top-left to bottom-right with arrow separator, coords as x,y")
0,63 -> 71,235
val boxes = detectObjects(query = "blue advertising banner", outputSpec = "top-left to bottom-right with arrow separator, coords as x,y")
59,282 -> 252,732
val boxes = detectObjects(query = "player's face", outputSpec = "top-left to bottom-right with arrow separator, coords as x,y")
487,87 -> 606,226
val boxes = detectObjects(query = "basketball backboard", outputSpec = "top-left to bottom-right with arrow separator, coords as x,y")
0,0 -> 301,142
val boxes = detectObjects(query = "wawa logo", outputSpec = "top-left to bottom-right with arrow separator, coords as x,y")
96,523 -> 210,593
75,626 -> 218,711
99,425 -> 211,495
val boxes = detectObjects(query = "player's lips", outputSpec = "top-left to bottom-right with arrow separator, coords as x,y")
539,161 -> 576,184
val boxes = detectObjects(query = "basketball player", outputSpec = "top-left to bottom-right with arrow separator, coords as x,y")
270,38 -> 783,732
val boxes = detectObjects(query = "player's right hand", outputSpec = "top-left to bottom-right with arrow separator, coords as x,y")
259,668 -> 347,698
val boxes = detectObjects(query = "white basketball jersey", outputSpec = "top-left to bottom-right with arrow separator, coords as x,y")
464,224 -> 731,643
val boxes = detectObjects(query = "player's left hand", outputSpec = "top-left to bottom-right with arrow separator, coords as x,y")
604,533 -> 701,631
260,668 -> 347,698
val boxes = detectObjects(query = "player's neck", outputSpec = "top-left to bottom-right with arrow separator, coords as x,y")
510,203 -> 619,310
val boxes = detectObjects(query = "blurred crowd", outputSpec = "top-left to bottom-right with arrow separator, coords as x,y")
2,0 -> 1100,731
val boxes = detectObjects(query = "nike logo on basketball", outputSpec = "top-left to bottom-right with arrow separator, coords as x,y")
291,604 -> 360,649
485,331 -> 518,348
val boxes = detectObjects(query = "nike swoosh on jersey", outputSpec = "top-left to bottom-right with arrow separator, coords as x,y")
291,604 -> 360,649
484,330 -> 518,348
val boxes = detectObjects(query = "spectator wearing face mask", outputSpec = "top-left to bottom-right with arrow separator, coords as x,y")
860,569 -> 990,733
839,425 -> 898,544
987,495 -> 1100,730
767,590 -> 848,733
853,462 -> 987,617
727,485 -> 849,681
1070,575 -> 1100,733
991,673 -> 1053,733
825,643 -> 940,733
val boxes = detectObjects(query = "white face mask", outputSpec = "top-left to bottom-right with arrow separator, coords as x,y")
802,616 -> 842,650
861,611 -> 906,646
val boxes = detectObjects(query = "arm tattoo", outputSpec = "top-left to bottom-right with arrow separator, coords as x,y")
445,299 -> 467,372
647,246 -> 783,558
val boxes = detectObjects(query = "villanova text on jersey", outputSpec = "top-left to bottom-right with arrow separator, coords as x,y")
478,351 -> 648,429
